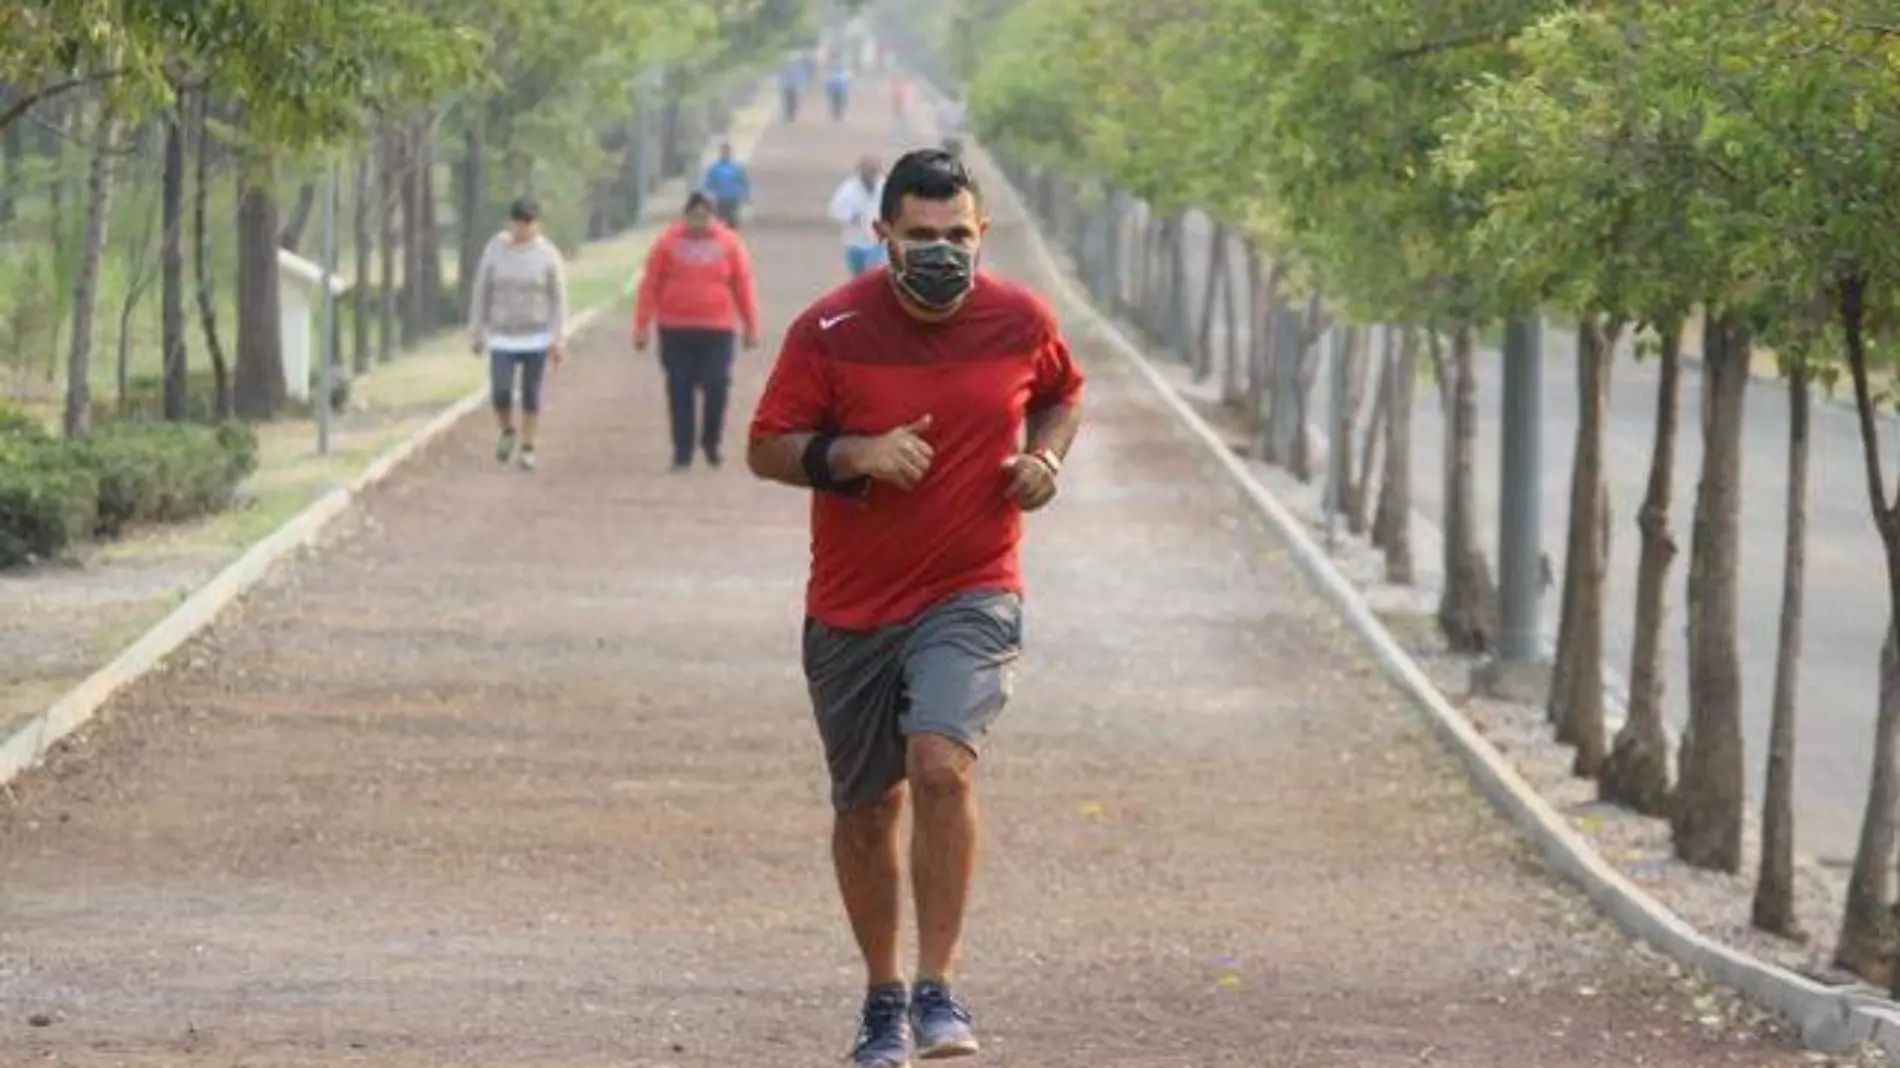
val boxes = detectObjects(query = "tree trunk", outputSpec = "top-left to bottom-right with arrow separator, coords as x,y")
192,90 -> 231,419
1288,296 -> 1326,483
160,96 -> 188,422
1753,357 -> 1811,939
1194,222 -> 1227,382
62,101 -> 120,440
1245,260 -> 1283,433
1331,325 -> 1370,520
1162,211 -> 1178,361
352,153 -> 373,374
1376,328 -> 1418,585
1550,317 -> 1615,777
1,87 -> 21,225
1834,273 -> 1900,984
417,126 -> 444,317
1438,322 -> 1497,652
1354,327 -> 1394,539
457,111 -> 487,312
1601,319 -> 1683,815
278,180 -> 318,251
377,127 -> 399,363
400,122 -> 427,345
1672,308 -> 1749,873
233,169 -> 286,420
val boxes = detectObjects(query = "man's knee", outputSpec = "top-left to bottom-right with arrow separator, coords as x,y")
907,734 -> 976,800
490,385 -> 513,412
837,783 -> 906,841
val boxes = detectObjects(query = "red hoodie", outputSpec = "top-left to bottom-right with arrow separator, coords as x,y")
633,220 -> 760,337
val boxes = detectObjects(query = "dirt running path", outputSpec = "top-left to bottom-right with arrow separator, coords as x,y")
0,87 -> 1837,1066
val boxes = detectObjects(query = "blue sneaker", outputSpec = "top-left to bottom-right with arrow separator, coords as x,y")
909,980 -> 978,1060
848,984 -> 912,1068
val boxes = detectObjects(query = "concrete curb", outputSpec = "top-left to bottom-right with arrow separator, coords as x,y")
974,137 -> 1900,1057
0,88 -> 776,792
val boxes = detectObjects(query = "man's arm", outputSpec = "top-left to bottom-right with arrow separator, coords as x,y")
1024,399 -> 1083,461
747,431 -> 876,489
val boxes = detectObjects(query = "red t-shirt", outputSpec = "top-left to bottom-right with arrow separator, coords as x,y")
749,269 -> 1086,630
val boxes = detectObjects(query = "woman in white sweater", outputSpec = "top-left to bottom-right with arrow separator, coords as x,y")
467,197 -> 569,471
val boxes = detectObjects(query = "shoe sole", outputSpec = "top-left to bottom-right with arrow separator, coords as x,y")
916,1040 -> 979,1060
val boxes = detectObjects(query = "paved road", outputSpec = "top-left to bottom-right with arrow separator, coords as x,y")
1165,210 -> 1883,863
0,86 -> 1826,1065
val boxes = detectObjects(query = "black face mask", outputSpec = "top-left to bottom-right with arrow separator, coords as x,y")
892,240 -> 975,310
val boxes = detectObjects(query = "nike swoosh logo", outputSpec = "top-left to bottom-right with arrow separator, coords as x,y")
819,312 -> 858,330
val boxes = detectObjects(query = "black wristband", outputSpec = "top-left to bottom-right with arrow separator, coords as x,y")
803,430 -> 870,497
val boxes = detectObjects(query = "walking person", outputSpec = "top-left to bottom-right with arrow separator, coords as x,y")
633,191 -> 761,471
826,61 -> 852,122
746,148 -> 1086,1068
829,155 -> 886,278
702,141 -> 752,229
467,196 -> 568,472
888,74 -> 914,138
779,56 -> 806,123
935,93 -> 967,160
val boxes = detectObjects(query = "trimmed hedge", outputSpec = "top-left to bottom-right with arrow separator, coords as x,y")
0,403 -> 259,568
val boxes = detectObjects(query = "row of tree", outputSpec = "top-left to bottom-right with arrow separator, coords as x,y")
0,0 -> 821,437
912,0 -> 1900,990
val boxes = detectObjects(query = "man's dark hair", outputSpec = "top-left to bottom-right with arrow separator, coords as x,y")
878,148 -> 981,223
508,196 -> 539,223
684,190 -> 714,213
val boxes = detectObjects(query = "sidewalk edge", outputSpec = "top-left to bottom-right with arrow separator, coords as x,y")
976,138 -> 1900,1058
0,86 -> 774,792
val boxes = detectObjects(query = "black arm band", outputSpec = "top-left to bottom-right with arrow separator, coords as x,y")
803,430 -> 870,497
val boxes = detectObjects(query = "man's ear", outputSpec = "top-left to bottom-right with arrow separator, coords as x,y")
977,215 -> 992,238
873,218 -> 892,241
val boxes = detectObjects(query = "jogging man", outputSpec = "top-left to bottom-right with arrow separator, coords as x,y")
829,155 -> 886,278
746,148 -> 1085,1067
467,196 -> 568,472
702,141 -> 752,229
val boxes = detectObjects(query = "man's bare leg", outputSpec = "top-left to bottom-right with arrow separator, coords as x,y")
834,783 -> 908,987
907,733 -> 982,1058
909,733 -> 980,982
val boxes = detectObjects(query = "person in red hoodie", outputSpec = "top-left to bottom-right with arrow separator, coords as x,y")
634,191 -> 762,471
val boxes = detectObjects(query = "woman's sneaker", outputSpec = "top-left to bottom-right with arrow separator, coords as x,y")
495,429 -> 517,463
518,446 -> 537,472
909,980 -> 978,1060
849,984 -> 913,1068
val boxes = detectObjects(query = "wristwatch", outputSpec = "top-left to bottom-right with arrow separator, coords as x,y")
1028,446 -> 1063,478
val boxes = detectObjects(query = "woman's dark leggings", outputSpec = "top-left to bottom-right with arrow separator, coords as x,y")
658,328 -> 737,465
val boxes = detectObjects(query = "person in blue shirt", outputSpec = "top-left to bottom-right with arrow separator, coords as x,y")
779,56 -> 807,122
825,62 -> 851,122
702,142 -> 752,229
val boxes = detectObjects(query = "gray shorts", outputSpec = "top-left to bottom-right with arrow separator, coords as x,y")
802,589 -> 1023,812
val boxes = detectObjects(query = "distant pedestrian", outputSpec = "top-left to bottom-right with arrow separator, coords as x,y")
826,62 -> 852,122
702,141 -> 752,229
889,75 -> 913,137
936,93 -> 967,160
779,56 -> 806,122
746,147 -> 1086,1068
829,155 -> 886,278
467,196 -> 568,473
633,191 -> 761,471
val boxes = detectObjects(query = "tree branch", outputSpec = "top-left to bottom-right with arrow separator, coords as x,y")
1376,27 -> 1519,66
0,69 -> 123,131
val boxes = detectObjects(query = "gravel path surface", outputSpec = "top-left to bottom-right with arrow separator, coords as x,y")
0,91 -> 1847,1066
